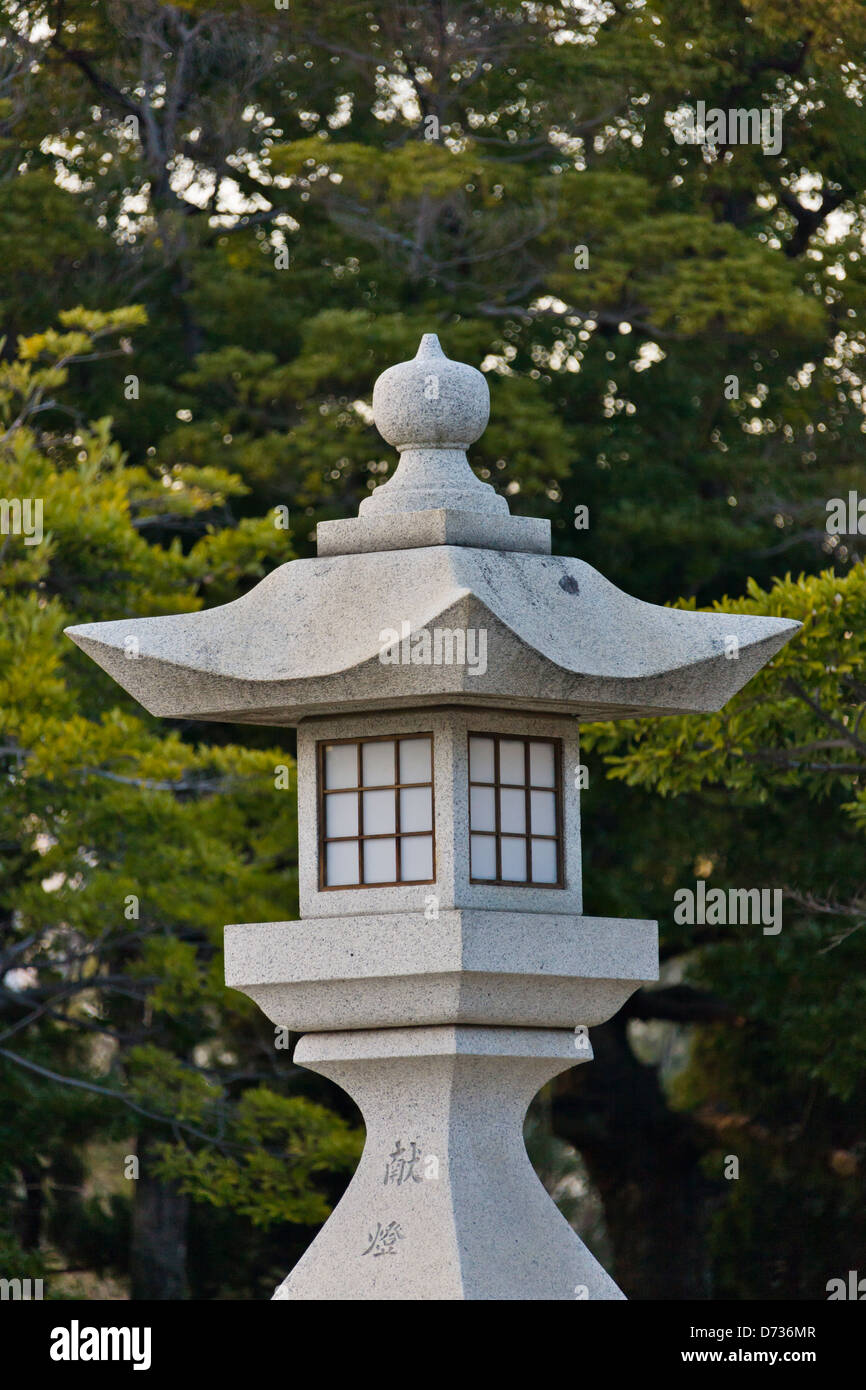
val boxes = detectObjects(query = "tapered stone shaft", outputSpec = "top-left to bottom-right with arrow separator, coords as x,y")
273,1026 -> 623,1301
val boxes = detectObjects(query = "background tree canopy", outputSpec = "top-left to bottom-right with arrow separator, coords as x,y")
1,0 -> 864,1299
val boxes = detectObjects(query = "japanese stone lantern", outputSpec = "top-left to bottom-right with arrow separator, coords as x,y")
66,333 -> 799,1300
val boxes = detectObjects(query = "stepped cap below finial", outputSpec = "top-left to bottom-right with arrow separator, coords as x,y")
372,333 -> 490,451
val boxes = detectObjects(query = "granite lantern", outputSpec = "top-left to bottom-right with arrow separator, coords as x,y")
66,333 -> 799,1300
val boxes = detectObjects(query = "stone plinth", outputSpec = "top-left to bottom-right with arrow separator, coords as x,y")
224,911 -> 657,1033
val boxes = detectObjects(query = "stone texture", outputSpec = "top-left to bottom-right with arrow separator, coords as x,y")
273,1025 -> 623,1301
316,508 -> 551,556
224,909 -> 658,1033
65,548 -> 799,724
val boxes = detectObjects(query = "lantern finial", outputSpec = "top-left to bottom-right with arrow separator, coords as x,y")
361,332 -> 505,517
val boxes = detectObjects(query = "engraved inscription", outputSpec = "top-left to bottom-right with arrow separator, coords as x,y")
362,1220 -> 405,1257
384,1138 -> 423,1186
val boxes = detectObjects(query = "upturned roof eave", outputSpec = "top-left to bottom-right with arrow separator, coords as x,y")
64,604 -> 800,725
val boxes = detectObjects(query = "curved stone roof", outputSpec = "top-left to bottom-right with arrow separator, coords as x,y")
66,332 -> 800,724
65,545 -> 798,724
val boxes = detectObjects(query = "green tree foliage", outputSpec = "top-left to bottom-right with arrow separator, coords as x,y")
0,314 -> 360,1293
2,0 -> 866,1297
584,564 -> 866,1295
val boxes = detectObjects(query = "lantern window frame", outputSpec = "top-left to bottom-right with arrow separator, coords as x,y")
468,733 -> 564,888
318,733 -> 436,890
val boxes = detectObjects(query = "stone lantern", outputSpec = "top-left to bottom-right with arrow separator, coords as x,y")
66,333 -> 799,1301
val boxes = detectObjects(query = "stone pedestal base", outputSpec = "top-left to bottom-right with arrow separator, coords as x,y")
273,1025 -> 623,1301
